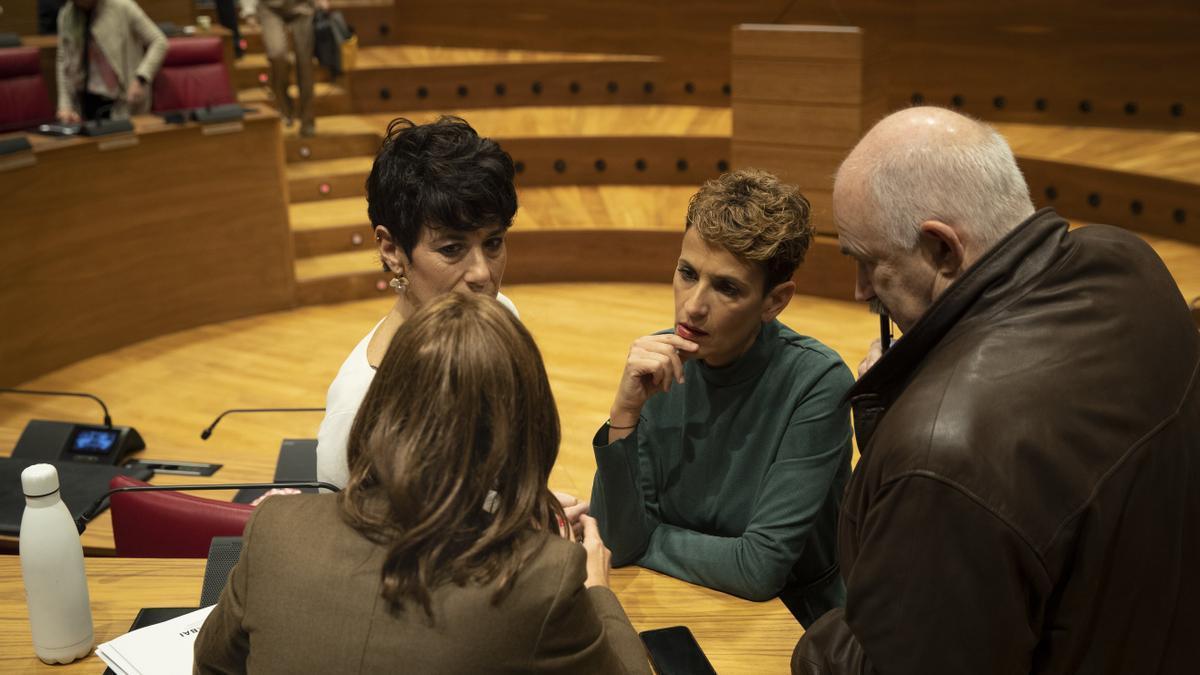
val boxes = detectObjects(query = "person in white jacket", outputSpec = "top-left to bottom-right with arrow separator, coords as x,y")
56,0 -> 167,122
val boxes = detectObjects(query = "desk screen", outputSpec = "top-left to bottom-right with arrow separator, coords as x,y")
69,427 -> 119,455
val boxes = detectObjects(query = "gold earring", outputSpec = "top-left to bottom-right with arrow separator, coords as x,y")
389,272 -> 409,293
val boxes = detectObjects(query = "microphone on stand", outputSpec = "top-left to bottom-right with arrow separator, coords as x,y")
74,480 -> 341,533
0,388 -> 113,428
200,407 -> 325,440
2,388 -> 144,464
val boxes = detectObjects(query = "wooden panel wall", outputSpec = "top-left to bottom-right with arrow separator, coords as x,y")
731,24 -> 885,234
1021,158 -> 1200,246
0,0 -> 40,35
349,61 -> 730,113
392,0 -> 795,66
0,113 -> 295,386
287,136 -> 730,204
387,0 -> 1200,131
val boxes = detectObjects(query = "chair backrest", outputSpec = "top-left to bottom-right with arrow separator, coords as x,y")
0,46 -> 54,132
152,36 -> 235,113
109,474 -> 254,558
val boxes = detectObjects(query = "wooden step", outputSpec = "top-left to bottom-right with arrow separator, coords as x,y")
284,129 -> 380,163
232,52 -> 333,91
287,156 -> 373,202
348,59 -> 729,112
237,81 -> 352,118
997,122 -> 1200,243
290,186 -> 699,258
293,232 -> 854,306
237,2 -> 396,54
282,105 -> 731,202
285,134 -> 730,203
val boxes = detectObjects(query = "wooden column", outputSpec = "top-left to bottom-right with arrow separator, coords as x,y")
731,23 -> 887,235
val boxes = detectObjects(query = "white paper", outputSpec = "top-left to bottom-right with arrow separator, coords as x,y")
95,605 -> 216,675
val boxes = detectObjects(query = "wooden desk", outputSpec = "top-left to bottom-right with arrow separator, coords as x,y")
0,109 -> 295,387
0,557 -> 802,674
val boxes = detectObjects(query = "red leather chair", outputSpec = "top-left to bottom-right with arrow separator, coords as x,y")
109,474 -> 254,558
151,36 -> 236,113
0,47 -> 55,133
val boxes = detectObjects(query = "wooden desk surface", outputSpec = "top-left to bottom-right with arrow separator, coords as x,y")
0,557 -> 802,674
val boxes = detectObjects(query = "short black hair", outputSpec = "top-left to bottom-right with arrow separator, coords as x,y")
366,116 -> 517,265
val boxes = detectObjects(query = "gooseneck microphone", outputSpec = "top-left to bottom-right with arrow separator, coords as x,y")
0,388 -> 113,428
200,407 -> 325,440
74,481 -> 341,533
879,313 -> 893,353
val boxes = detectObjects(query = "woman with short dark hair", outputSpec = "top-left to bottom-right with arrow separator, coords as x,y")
316,116 -> 521,489
195,293 -> 649,673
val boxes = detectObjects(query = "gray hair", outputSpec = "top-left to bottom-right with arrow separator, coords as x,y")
854,118 -> 1035,251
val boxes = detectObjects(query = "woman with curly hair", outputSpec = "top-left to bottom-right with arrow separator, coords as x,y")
590,169 -> 855,627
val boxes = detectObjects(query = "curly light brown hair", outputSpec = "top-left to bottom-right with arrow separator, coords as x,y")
685,168 -> 815,293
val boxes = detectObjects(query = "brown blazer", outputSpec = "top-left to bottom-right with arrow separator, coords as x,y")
194,494 -> 650,674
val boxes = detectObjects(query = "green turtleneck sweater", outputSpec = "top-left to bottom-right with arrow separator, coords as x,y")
590,320 -> 853,623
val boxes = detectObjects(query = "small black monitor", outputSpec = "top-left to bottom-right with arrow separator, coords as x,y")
67,426 -> 121,456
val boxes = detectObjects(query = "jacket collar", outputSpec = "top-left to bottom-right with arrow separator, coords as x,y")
846,207 -> 1070,447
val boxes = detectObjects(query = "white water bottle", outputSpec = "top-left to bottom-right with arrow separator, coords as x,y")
19,463 -> 94,664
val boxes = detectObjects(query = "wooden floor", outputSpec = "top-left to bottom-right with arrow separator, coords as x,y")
0,284 -> 877,497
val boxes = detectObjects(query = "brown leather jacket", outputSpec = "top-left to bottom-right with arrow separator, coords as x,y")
793,209 -> 1200,674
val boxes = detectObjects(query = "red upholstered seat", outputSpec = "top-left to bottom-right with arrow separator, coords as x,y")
109,474 -> 254,558
152,36 -> 236,113
0,47 -> 55,133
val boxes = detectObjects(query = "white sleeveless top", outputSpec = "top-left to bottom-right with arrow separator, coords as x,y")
315,293 -> 518,487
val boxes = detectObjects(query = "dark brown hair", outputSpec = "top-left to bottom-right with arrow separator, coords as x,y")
338,292 -> 565,617
686,168 -> 815,293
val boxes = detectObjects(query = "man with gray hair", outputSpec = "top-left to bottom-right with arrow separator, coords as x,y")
793,106 -> 1200,673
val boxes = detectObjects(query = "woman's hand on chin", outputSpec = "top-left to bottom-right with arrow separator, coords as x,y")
608,333 -> 699,440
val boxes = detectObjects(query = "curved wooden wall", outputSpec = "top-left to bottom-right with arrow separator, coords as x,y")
294,231 -> 853,306
389,0 -> 1200,131
347,61 -> 731,112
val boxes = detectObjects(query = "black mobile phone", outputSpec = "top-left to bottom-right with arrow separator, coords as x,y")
640,626 -> 717,675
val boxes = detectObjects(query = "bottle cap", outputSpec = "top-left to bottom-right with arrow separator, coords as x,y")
21,463 -> 61,498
